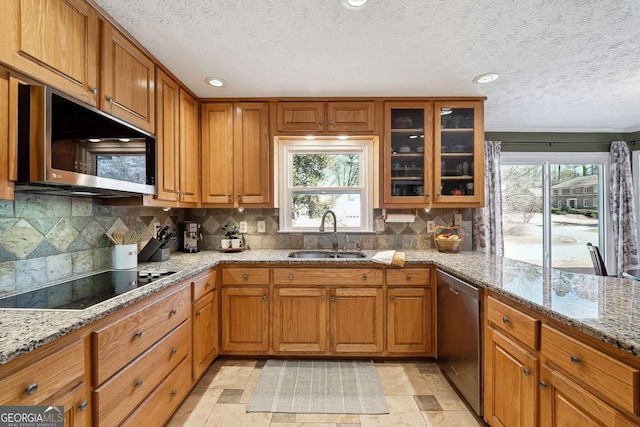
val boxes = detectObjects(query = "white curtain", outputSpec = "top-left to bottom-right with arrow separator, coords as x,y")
609,141 -> 640,275
472,141 -> 503,256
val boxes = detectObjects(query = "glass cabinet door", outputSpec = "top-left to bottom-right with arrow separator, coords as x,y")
383,102 -> 433,206
434,101 -> 484,205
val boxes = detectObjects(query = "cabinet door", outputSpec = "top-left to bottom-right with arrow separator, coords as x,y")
201,103 -> 235,205
178,89 -> 200,205
154,69 -> 180,203
221,287 -> 269,353
329,288 -> 383,353
387,287 -> 432,354
234,102 -> 271,206
192,291 -> 217,379
383,102 -> 434,207
57,383 -> 89,427
276,101 -> 325,132
273,287 -> 327,353
0,69 -> 12,200
485,327 -> 537,427
539,364 -> 619,427
434,101 -> 484,206
1,0 -> 99,106
100,22 -> 155,133
326,101 -> 375,132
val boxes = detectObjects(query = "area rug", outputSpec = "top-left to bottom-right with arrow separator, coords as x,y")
247,359 -> 389,414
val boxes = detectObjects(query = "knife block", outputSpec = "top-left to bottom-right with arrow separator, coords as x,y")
150,247 -> 170,262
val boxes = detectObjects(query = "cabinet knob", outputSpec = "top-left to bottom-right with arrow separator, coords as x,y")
134,330 -> 143,339
237,193 -> 243,200
362,274 -> 367,280
79,401 -> 89,412
522,368 -> 531,376
91,87 -> 98,95
262,295 -> 268,301
328,120 -> 334,125
319,120 -> 324,125
170,308 -> 177,315
406,274 -> 412,280
135,379 -> 144,388
539,381 -> 548,389
502,316 -> 510,324
25,383 -> 38,396
206,282 -> 211,288
107,96 -> 114,103
227,194 -> 232,200
331,295 -> 336,302
171,347 -> 177,355
242,274 -> 248,280
390,295 -> 395,301
321,295 -> 326,301
196,310 -> 201,316
171,390 -> 178,397
176,190 -> 181,195
436,193 -> 442,197
289,274 -> 294,280
570,354 -> 581,365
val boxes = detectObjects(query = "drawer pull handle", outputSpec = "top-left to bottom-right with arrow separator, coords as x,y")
135,379 -> 144,388
196,310 -> 202,316
502,316 -> 510,324
79,401 -> 89,412
206,282 -> 211,288
171,390 -> 178,397
25,383 -> 38,396
262,295 -> 267,301
91,87 -> 98,95
171,308 -> 177,315
134,330 -> 143,339
406,274 -> 412,280
570,354 -> 581,365
319,120 -> 324,125
328,120 -> 334,125
242,274 -> 248,280
321,295 -> 326,301
539,381 -> 548,389
331,295 -> 336,302
171,347 -> 177,355
289,274 -> 294,280
362,274 -> 367,280
107,96 -> 114,103
522,368 -> 531,376
390,295 -> 395,301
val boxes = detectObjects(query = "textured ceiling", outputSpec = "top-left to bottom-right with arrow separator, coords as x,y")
94,0 -> 640,132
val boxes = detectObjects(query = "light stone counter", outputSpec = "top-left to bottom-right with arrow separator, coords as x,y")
1,249 -> 639,365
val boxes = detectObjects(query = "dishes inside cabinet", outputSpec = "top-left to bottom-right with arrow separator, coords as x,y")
393,116 -> 413,128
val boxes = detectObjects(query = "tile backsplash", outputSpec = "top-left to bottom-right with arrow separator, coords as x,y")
0,194 -> 473,295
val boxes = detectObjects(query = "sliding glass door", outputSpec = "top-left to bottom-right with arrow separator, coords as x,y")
501,153 -> 610,274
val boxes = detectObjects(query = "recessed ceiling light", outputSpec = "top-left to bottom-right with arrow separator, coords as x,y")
472,73 -> 499,84
337,136 -> 349,140
305,136 -> 316,140
340,0 -> 368,10
204,77 -> 227,87
119,138 -> 130,142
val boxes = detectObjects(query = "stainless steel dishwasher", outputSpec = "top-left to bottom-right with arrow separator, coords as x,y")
436,269 -> 483,417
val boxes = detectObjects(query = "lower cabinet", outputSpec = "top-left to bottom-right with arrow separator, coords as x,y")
273,287 -> 328,353
329,287 -> 384,353
191,269 -> 218,380
221,286 -> 270,353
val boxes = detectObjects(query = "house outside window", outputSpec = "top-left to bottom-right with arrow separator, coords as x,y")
276,138 -> 378,232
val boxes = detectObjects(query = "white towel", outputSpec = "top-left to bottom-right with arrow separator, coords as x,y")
371,250 -> 406,267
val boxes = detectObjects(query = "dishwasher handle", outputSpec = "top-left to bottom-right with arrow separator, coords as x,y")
437,269 -> 482,299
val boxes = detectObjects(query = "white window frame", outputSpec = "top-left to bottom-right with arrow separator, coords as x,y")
583,199 -> 589,208
274,137 -> 378,233
501,152 -> 613,272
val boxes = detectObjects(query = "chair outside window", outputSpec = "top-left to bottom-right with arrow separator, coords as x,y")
586,242 -> 607,276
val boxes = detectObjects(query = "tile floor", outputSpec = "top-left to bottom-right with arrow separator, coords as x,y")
166,358 -> 483,427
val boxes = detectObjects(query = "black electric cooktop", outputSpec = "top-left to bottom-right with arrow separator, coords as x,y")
0,270 -> 176,310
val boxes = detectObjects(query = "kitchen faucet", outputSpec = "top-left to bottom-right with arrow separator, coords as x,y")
319,210 -> 338,252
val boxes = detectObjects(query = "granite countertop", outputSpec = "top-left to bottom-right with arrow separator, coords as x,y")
1,249 -> 639,365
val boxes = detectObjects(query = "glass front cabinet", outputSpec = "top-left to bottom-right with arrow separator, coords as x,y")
383,100 -> 484,208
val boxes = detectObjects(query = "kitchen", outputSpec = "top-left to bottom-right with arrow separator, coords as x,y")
1,0 -> 640,426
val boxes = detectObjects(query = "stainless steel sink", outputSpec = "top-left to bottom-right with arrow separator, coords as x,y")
287,251 -> 366,259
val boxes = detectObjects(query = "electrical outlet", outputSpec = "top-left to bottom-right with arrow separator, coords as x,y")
427,221 -> 435,233
239,221 -> 248,233
257,221 -> 266,233
375,219 -> 386,232
454,213 -> 462,225
153,223 -> 161,237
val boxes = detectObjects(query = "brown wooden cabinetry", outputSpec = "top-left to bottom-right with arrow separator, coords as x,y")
178,89 -> 200,204
273,287 -> 328,353
0,68 -> 12,200
191,269 -> 218,380
0,0 -> 100,106
386,268 -> 433,355
100,21 -> 155,133
201,102 -> 271,207
330,287 -> 384,353
277,101 -> 375,133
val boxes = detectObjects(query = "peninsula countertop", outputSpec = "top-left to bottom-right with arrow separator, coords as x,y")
1,249 -> 638,365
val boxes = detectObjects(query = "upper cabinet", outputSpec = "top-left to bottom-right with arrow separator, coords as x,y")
178,89 -> 200,204
100,21 -> 155,133
201,102 -> 271,207
434,101 -> 484,206
276,101 -> 375,134
0,0 -> 100,106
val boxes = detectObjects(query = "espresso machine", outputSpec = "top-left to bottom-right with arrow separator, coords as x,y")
183,221 -> 202,253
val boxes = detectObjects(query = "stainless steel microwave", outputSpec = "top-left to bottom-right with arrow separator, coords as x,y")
16,85 -> 156,197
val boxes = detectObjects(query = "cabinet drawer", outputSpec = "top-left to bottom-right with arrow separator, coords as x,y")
222,267 -> 269,285
0,339 -> 85,406
273,268 -> 383,285
191,269 -> 217,301
487,296 -> 539,349
121,356 -> 192,427
542,324 -> 640,415
93,285 -> 190,384
93,321 -> 190,427
386,268 -> 431,286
